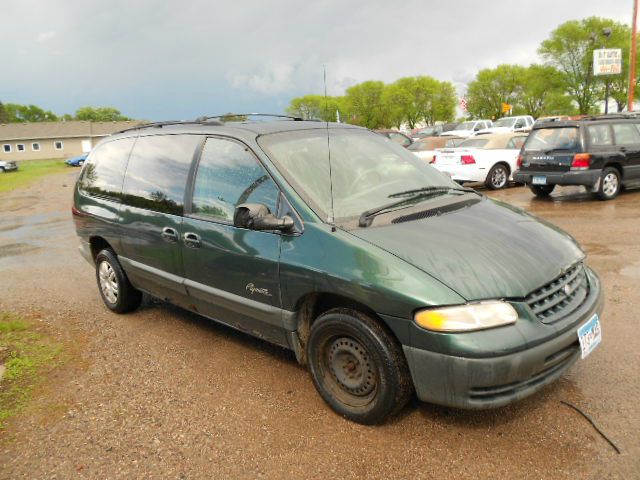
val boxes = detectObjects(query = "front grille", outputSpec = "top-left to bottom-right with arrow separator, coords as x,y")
525,263 -> 589,324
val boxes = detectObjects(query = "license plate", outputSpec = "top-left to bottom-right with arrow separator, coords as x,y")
532,176 -> 547,185
577,314 -> 602,359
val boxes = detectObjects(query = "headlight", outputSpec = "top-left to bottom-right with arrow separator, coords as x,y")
414,301 -> 518,332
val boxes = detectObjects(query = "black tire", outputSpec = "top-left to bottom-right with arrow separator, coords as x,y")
307,308 -> 413,424
596,166 -> 621,200
485,163 -> 509,190
95,249 -> 142,313
529,184 -> 555,197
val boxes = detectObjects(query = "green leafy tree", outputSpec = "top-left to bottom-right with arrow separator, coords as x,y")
286,94 -> 344,122
538,17 -> 632,114
0,102 -> 8,123
466,65 -> 526,119
519,65 -> 577,117
344,81 -> 386,128
427,81 -> 457,125
74,106 -> 130,121
4,103 -> 58,122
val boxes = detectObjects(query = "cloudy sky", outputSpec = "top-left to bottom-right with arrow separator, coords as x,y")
1,0 -> 631,120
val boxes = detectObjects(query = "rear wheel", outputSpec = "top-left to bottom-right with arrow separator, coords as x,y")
529,184 -> 555,197
485,163 -> 509,190
597,167 -> 621,200
95,249 -> 142,313
307,308 -> 413,424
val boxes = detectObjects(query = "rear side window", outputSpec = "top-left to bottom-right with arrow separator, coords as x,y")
524,127 -> 580,152
587,124 -> 613,146
507,137 -> 526,149
80,138 -> 136,199
121,134 -> 201,215
460,138 -> 489,148
612,123 -> 640,145
191,138 -> 280,221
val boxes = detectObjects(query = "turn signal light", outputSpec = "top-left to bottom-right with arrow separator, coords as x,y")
571,153 -> 591,170
460,155 -> 476,165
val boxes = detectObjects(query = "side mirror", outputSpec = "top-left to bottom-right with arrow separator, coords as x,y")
233,203 -> 294,232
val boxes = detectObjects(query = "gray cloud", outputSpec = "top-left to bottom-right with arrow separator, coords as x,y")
0,0 -> 631,120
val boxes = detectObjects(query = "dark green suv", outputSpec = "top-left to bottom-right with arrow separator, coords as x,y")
73,116 -> 603,424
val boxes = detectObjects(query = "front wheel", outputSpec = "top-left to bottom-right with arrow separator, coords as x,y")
529,184 -> 555,197
306,309 -> 413,424
485,163 -> 509,190
95,249 -> 142,313
597,167 -> 621,200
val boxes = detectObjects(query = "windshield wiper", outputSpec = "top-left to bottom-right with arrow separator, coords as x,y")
359,187 -> 472,228
387,185 -> 475,198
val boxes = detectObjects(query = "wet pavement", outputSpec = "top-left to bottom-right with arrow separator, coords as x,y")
0,172 -> 638,479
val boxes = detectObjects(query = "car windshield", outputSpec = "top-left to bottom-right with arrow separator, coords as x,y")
258,129 -> 459,222
524,127 -> 580,152
493,118 -> 517,128
459,138 -> 489,148
456,122 -> 475,130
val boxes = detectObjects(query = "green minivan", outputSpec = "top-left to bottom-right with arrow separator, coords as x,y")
73,117 -> 603,424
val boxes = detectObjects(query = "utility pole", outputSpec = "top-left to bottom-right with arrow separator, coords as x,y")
629,0 -> 638,111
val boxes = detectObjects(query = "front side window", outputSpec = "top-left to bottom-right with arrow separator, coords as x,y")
612,123 -> 640,145
258,129 -> 458,221
587,124 -> 613,146
122,134 -> 201,215
79,138 -> 136,199
191,138 -> 280,221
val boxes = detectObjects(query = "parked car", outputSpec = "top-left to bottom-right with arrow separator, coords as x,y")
65,153 -> 89,167
73,116 -> 603,424
431,133 -> 528,189
411,122 -> 459,141
514,114 -> 640,199
0,159 -> 18,173
477,115 -> 534,135
374,129 -> 413,148
408,135 -> 465,163
441,120 -> 493,138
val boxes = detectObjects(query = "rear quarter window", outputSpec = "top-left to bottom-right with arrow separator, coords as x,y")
612,123 -> 640,145
79,138 -> 136,199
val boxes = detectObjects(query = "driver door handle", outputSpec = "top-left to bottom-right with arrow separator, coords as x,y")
161,227 -> 179,243
183,232 -> 201,249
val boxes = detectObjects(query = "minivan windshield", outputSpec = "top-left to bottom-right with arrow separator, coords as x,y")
524,127 -> 580,152
258,129 -> 460,222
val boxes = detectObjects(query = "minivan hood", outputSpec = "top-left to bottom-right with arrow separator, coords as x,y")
350,197 -> 584,300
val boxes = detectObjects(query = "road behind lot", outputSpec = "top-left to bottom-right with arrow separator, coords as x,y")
0,171 -> 638,479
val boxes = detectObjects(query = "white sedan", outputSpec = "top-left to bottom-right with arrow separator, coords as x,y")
431,133 -> 527,189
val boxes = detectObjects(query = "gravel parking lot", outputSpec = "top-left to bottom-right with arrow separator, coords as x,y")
0,171 -> 638,479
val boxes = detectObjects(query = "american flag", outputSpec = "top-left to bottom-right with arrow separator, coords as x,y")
459,97 -> 468,112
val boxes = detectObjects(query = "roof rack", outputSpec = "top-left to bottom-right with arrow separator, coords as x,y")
115,113 -> 312,134
580,112 -> 640,121
194,113 -> 307,123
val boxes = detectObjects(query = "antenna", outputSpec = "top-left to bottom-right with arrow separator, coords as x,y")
323,65 -> 336,230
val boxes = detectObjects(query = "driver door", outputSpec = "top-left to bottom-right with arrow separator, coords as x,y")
181,137 -> 288,346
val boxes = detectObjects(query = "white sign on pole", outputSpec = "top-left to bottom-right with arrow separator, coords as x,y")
593,49 -> 622,75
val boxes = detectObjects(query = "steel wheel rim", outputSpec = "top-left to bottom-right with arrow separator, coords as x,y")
603,172 -> 618,196
318,335 -> 378,407
491,166 -> 507,188
98,260 -> 119,304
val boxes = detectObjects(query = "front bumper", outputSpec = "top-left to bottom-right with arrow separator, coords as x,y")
514,169 -> 601,189
1,164 -> 18,172
402,268 -> 604,409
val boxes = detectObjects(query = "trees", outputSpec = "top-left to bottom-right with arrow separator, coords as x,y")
4,103 -> 58,122
519,65 -> 576,117
538,17 -> 634,114
344,81 -> 386,129
466,65 -> 525,119
74,106 -> 130,122
285,94 -> 344,122
0,102 -> 8,123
